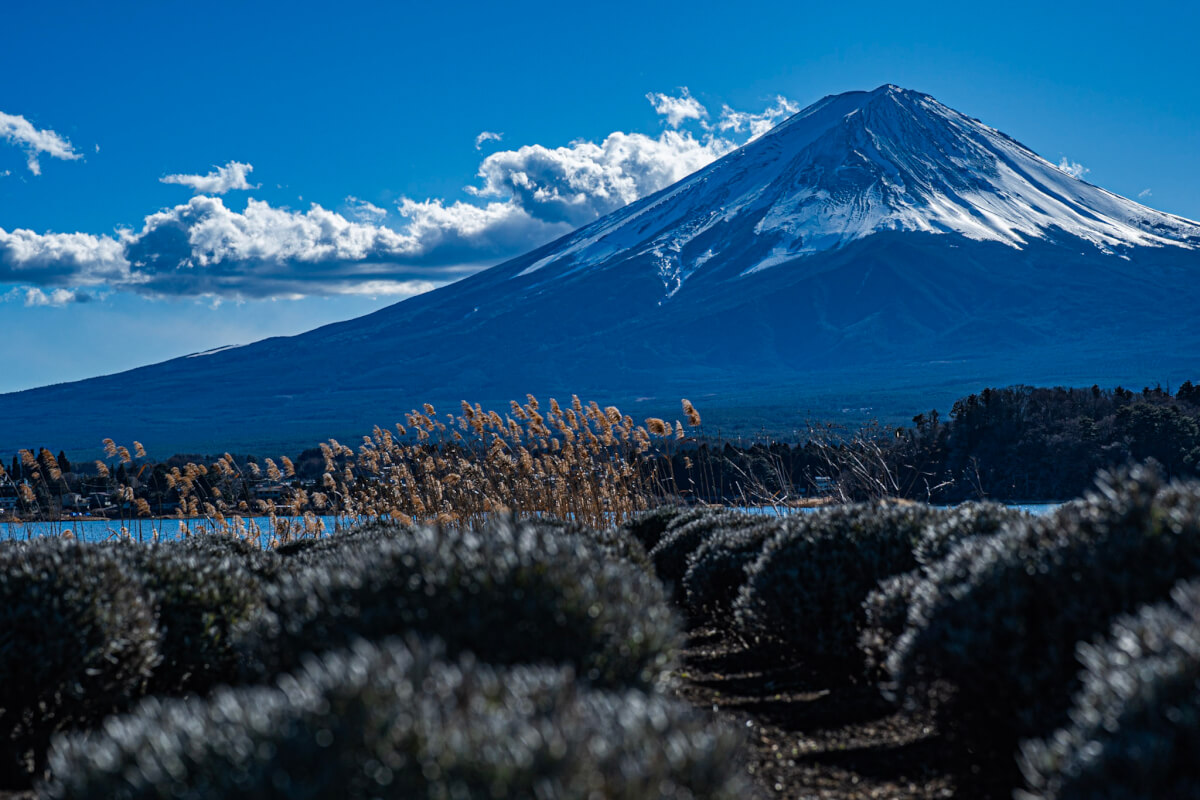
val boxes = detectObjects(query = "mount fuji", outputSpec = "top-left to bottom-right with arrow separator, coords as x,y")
5,85 -> 1200,455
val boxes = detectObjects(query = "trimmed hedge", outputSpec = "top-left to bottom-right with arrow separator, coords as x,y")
536,516 -> 654,574
620,505 -> 693,552
859,570 -> 922,679
682,519 -> 781,628
889,466 -> 1200,781
237,516 -> 681,690
108,544 -> 265,696
41,637 -> 751,800
859,502 -> 1028,678
913,502 -> 1028,568
649,509 -> 765,598
1019,579 -> 1200,800
0,539 -> 159,788
732,502 -> 937,671
175,533 -> 282,580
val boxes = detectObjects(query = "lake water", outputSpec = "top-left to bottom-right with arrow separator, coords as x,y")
1,502 -> 1064,544
0,515 -> 347,545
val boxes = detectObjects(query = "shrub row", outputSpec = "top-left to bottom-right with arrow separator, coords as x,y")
629,502 -> 1025,681
1018,578 -> 1200,800
649,509 -> 766,601
682,519 -> 781,628
41,637 -> 750,800
887,466 -> 1200,783
3,516 -> 679,788
238,516 -> 680,690
0,539 -> 160,787
858,502 -> 1028,677
732,502 -> 940,672
105,543 -> 266,697
621,505 -> 696,553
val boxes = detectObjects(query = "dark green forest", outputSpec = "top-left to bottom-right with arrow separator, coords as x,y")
674,382 -> 1200,503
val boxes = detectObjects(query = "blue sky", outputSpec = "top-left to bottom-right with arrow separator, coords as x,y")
1,0 -> 1197,393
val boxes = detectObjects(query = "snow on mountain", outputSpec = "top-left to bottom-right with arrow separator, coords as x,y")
4,84 -> 1200,455
518,85 -> 1200,295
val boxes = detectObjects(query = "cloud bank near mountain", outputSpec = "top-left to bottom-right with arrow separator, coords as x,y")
0,90 -> 796,302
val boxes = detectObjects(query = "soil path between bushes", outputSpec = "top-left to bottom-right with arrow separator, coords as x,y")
673,628 -> 965,800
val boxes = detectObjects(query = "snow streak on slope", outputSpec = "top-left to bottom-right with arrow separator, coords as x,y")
517,85 -> 1200,293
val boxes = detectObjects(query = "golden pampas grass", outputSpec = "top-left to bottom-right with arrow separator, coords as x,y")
6,392 -> 705,541
645,418 -> 669,437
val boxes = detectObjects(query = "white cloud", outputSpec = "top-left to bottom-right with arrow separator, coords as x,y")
0,89 -> 796,303
714,95 -> 800,140
345,196 -> 389,222
0,227 -> 131,287
475,131 -> 503,149
466,127 -> 738,226
160,160 -> 259,194
1138,188 -> 1153,199
112,195 -> 552,299
0,110 -> 82,175
1057,157 -> 1089,179
0,169 -> 9,178
18,287 -> 80,307
646,88 -> 707,128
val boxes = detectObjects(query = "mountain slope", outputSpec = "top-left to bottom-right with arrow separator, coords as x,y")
3,85 -> 1200,455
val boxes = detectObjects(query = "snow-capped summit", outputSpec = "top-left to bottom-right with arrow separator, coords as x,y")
3,86 -> 1200,454
517,84 -> 1199,296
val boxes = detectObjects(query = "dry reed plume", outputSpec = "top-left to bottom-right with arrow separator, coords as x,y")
2,396 -> 704,546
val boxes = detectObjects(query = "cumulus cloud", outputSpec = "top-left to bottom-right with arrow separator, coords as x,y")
0,89 -> 796,303
345,196 -> 389,222
1138,188 -> 1153,199
714,95 -> 800,140
0,227 -> 131,287
466,127 -> 738,227
0,110 -> 83,175
1056,157 -> 1089,179
111,195 -> 558,299
475,131 -> 503,149
646,88 -> 707,128
15,287 -> 81,307
161,161 -> 259,194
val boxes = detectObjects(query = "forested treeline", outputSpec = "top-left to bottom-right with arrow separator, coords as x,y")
6,383 -> 1200,514
670,382 -> 1200,503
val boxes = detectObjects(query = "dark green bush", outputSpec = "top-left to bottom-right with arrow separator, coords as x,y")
536,516 -> 654,573
1019,579 -> 1200,800
859,502 -> 1028,678
889,466 -> 1200,782
174,533 -> 281,580
272,535 -> 326,557
109,544 -> 265,696
732,502 -> 937,671
649,509 -> 765,598
237,516 -> 681,690
682,518 -> 780,627
0,539 -> 159,788
913,502 -> 1028,568
859,570 -> 922,679
41,637 -> 751,800
620,505 -> 694,552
